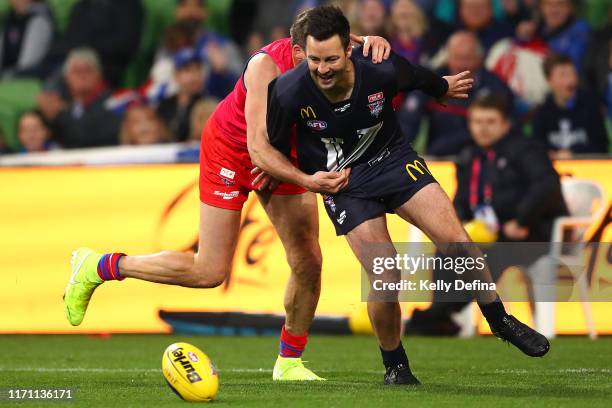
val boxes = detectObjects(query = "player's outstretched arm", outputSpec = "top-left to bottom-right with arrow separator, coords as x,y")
393,54 -> 473,101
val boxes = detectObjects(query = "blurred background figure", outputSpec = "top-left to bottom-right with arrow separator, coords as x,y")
36,47 -> 120,148
582,9 -> 612,121
354,0 -> 387,38
389,0 -> 453,65
147,0 -> 239,103
0,0 -> 609,157
388,0 -> 428,63
498,0 -> 533,29
189,97 -> 218,142
516,0 -> 589,70
532,53 -> 609,159
147,21 -> 202,101
387,0 -> 454,66
31,0 -> 143,89
17,110 -> 56,152
177,0 -> 242,78
120,104 -> 170,146
0,0 -> 53,77
538,0 -> 589,70
457,95 -> 567,241
406,94 -> 567,336
457,0 -> 514,53
156,48 -> 206,142
399,31 -> 515,156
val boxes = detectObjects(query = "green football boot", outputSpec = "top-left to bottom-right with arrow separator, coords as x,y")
63,248 -> 104,326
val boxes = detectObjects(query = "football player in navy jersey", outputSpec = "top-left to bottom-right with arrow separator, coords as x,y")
249,5 -> 550,385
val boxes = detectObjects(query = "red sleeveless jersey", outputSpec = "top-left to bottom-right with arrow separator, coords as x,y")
211,38 -> 295,147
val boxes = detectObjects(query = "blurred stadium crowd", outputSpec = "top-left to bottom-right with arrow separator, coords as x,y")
0,0 -> 611,158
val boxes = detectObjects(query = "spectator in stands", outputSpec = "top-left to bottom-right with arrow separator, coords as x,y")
32,0 -> 143,88
156,48 -> 206,142
389,0 -> 454,65
406,94 -> 568,335
189,97 -> 218,141
582,14 -> 612,118
517,0 -> 590,70
36,48 -> 121,148
457,0 -> 514,53
177,0 -> 243,77
0,0 -> 53,77
532,54 -> 609,158
498,0 -> 534,29
539,0 -> 590,70
388,0 -> 428,63
399,31 -> 515,156
354,0 -> 387,38
146,21 -> 201,102
120,105 -> 171,146
17,110 -> 56,153
147,0 -> 240,103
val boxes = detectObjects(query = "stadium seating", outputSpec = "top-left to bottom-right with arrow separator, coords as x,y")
531,178 -> 606,339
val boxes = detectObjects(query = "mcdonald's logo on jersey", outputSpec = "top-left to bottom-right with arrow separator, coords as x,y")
300,106 -> 317,119
405,160 -> 431,181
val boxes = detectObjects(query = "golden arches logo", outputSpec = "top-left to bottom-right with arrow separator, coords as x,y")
405,160 -> 431,181
300,106 -> 317,119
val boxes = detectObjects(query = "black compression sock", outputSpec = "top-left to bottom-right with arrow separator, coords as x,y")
380,341 -> 409,369
479,295 -> 508,325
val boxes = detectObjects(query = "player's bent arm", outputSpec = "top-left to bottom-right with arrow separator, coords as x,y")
244,55 -> 312,188
244,53 -> 281,158
248,73 -> 350,194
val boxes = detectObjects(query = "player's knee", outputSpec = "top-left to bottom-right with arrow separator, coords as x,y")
191,263 -> 229,288
288,246 -> 322,285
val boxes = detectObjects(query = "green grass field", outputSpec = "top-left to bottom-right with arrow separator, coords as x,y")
0,335 -> 611,407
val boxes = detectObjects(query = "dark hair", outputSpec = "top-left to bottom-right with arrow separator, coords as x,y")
469,94 -> 510,118
19,110 -> 51,130
290,10 -> 309,48
303,5 -> 350,49
542,53 -> 574,78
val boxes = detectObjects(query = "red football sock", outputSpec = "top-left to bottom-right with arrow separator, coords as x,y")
97,253 -> 126,281
279,325 -> 308,358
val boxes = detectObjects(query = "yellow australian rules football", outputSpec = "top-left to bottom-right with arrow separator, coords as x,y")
162,342 -> 219,402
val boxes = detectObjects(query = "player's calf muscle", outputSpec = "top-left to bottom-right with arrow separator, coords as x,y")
120,251 -> 228,288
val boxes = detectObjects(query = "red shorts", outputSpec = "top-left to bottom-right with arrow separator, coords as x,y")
199,115 -> 306,211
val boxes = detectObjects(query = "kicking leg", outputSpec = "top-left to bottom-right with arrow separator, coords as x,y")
257,191 -> 324,381
63,202 -> 242,326
120,203 -> 241,287
395,183 -> 549,357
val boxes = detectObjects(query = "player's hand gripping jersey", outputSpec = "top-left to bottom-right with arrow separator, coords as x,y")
266,49 -> 449,234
